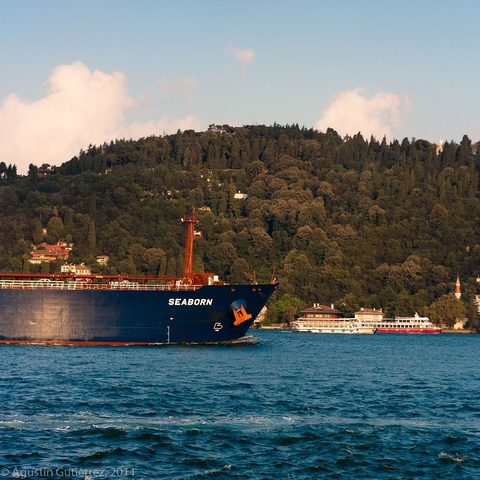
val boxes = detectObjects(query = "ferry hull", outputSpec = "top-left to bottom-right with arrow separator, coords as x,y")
295,327 -> 375,334
0,284 -> 276,345
374,328 -> 442,334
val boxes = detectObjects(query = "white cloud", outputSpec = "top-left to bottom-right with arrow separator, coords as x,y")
226,46 -> 255,79
0,62 -> 201,174
315,88 -> 411,141
157,77 -> 198,104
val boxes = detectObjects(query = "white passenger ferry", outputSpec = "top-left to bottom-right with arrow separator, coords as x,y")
355,309 -> 442,334
293,304 -> 376,334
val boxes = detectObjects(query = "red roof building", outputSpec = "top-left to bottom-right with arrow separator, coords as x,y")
29,247 -> 70,264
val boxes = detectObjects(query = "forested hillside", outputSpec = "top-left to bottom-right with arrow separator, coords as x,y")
1,124 -> 479,326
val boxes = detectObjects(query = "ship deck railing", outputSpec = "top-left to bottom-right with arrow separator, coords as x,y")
0,280 -> 204,291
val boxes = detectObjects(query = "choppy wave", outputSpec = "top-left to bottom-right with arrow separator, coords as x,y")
1,332 -> 480,479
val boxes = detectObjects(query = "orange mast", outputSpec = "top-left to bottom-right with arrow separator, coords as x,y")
182,208 -> 202,278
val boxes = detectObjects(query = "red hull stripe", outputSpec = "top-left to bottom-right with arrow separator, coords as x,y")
375,329 -> 441,334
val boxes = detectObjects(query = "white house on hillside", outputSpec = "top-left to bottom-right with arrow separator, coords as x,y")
61,264 -> 91,275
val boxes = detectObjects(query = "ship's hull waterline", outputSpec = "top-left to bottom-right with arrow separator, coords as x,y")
0,283 -> 276,345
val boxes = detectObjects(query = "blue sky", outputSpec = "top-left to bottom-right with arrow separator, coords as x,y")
1,0 -> 479,174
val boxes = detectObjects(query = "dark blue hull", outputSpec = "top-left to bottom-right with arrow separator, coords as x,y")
0,284 -> 277,344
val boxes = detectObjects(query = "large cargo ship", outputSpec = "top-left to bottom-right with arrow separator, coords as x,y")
0,210 -> 278,345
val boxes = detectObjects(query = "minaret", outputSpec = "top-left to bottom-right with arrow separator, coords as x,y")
436,138 -> 444,155
455,275 -> 461,299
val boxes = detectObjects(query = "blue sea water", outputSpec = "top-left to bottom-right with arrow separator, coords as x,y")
1,331 -> 479,480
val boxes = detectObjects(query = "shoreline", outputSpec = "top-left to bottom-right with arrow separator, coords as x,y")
256,326 -> 477,334
441,329 -> 476,334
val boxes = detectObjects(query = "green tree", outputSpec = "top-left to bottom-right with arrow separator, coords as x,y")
22,254 -> 31,273
129,244 -> 147,272
11,257 -> 22,271
428,293 -> 467,328
64,208 -> 74,235
377,287 -> 398,316
465,295 -> 479,329
266,294 -> 304,324
116,258 -> 137,275
159,256 -> 167,276
166,257 -> 177,276
87,221 -> 96,252
205,242 -> 238,279
142,248 -> 166,275
46,217 -> 64,244
336,293 -> 361,317
32,221 -> 44,245
28,164 -> 39,182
